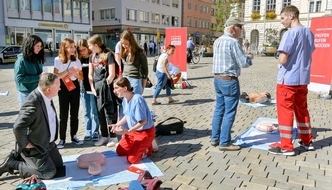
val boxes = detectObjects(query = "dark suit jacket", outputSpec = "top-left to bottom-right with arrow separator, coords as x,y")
13,89 -> 59,157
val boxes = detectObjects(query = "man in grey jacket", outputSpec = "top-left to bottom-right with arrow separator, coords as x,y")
0,73 -> 64,179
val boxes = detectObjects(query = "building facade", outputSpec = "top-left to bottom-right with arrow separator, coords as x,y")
244,0 -> 332,52
1,0 -> 92,50
92,0 -> 181,51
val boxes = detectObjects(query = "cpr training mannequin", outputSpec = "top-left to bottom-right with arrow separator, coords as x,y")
240,92 -> 271,104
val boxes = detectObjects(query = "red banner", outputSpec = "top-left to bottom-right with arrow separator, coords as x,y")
165,28 -> 187,78
310,16 -> 332,85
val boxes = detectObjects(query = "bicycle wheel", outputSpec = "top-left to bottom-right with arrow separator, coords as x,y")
192,55 -> 200,64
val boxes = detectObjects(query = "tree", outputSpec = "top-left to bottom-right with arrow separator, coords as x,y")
213,0 -> 242,32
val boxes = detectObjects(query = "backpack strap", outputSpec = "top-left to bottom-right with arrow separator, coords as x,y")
157,117 -> 186,125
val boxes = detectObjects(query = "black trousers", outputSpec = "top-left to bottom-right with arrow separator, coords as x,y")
58,80 -> 80,141
19,142 -> 63,179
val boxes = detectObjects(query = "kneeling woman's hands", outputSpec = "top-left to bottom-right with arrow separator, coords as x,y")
109,124 -> 127,135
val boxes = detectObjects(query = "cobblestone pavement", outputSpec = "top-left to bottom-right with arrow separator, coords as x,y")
1,55 -> 332,190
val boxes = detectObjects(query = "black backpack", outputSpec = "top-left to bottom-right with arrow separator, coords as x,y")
155,117 -> 185,136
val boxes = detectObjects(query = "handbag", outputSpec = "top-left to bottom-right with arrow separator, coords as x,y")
118,170 -> 162,190
15,175 -> 46,190
62,61 -> 76,91
155,117 -> 185,136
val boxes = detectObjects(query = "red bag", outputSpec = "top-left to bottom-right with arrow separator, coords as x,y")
138,170 -> 162,190
62,75 -> 76,91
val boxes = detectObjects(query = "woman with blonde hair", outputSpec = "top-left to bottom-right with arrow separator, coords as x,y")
88,35 -> 119,147
76,39 -> 100,141
54,38 -> 83,148
119,30 -> 148,95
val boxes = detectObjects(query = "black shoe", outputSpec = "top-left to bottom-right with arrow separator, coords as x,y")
0,153 -> 15,176
84,136 -> 91,141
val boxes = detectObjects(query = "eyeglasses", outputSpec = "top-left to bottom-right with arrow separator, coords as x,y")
78,48 -> 87,52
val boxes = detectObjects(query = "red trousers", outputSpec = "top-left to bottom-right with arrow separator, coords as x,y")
116,127 -> 155,164
277,84 -> 313,151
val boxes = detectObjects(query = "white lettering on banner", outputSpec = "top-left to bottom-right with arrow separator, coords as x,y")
314,33 -> 331,48
170,36 -> 182,46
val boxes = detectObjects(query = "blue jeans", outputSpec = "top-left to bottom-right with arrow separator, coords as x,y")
81,92 -> 99,137
153,70 -> 170,98
211,77 -> 240,146
124,76 -> 142,95
18,91 -> 30,107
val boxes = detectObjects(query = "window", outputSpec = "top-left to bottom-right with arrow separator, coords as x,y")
195,4 -> 197,11
200,5 -> 203,13
253,0 -> 260,12
7,0 -> 18,9
162,0 -> 170,6
82,1 -> 89,18
73,0 -> 80,17
316,1 -> 322,12
194,19 -> 198,28
188,2 -> 191,9
141,0 -> 149,2
152,0 -> 159,4
32,0 -> 41,11
309,2 -> 314,13
187,17 -> 191,27
171,16 -> 178,26
266,0 -> 276,11
100,9 -> 115,20
64,0 -> 71,16
139,11 -> 149,23
127,9 -> 137,21
162,15 -> 169,25
151,13 -> 160,24
21,0 -> 30,11
92,10 -> 94,20
172,0 -> 179,8
54,0 -> 62,14
282,0 -> 291,8
44,0 -> 52,12
211,8 -> 214,16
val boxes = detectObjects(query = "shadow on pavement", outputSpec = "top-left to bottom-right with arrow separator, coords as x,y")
0,123 -> 14,129
0,111 -> 19,117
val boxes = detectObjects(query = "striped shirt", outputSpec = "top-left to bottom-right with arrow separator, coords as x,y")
212,33 -> 252,76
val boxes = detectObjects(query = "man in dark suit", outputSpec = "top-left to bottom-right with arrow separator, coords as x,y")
0,73 -> 64,179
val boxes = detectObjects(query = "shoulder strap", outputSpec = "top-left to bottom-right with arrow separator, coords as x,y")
157,117 -> 186,125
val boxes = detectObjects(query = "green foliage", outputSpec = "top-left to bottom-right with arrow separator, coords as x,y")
265,28 -> 279,47
213,0 -> 242,32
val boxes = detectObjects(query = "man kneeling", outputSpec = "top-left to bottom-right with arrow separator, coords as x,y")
0,73 -> 64,179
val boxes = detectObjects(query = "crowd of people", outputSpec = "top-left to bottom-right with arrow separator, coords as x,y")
0,5 -> 315,181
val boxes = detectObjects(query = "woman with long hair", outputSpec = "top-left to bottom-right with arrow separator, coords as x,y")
88,35 -> 119,147
54,38 -> 83,149
119,30 -> 148,95
76,39 -> 100,141
110,77 -> 156,164
14,35 -> 45,106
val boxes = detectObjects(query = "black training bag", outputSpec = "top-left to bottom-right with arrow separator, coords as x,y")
155,117 -> 185,136
152,56 -> 158,72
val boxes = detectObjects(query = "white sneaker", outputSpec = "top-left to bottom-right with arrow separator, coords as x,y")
57,140 -> 65,149
152,138 -> 159,152
94,137 -> 109,146
71,135 -> 83,145
107,138 -> 118,147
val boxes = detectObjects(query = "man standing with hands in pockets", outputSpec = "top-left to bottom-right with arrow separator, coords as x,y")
268,5 -> 315,156
211,17 -> 253,151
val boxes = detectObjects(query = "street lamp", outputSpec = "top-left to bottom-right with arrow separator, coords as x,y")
263,2 -> 266,44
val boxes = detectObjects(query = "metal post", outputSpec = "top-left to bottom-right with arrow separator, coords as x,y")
263,1 -> 266,44
307,0 -> 311,27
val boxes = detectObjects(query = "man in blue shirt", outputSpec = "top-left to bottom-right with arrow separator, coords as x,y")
268,5 -> 315,156
186,37 -> 195,63
211,17 -> 253,151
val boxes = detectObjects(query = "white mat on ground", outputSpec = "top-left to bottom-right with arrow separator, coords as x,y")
233,117 -> 297,150
43,150 -> 163,190
239,99 -> 276,108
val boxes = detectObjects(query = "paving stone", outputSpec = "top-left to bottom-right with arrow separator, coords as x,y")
220,177 -> 243,189
190,178 -> 212,189
240,181 -> 268,190
172,174 -> 194,185
288,175 -> 315,187
251,175 -> 276,187
274,181 -> 304,190
267,172 -> 288,182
